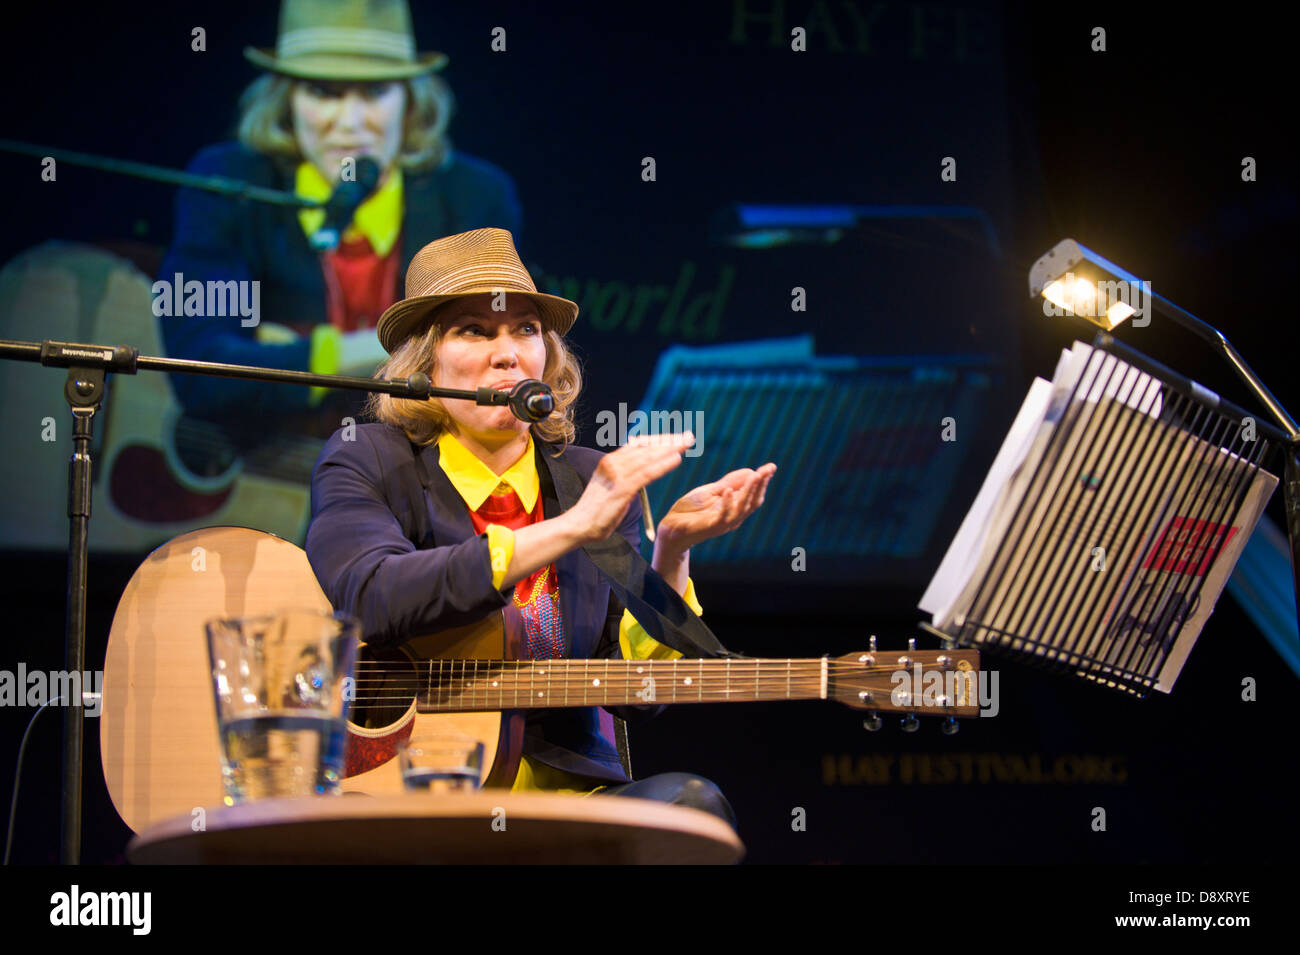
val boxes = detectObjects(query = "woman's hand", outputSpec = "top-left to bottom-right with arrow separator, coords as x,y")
656,463 -> 777,553
503,434 -> 694,590
564,433 -> 697,545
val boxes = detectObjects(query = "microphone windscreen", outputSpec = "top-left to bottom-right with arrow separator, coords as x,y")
527,393 -> 555,418
355,157 -> 380,189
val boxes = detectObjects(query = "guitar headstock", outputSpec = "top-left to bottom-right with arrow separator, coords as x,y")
830,646 -> 982,727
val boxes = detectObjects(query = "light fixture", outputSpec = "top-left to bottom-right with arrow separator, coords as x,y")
1031,238 -> 1297,438
1029,238 -> 1148,330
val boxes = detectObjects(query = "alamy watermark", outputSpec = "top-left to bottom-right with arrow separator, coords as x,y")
890,663 -> 999,717
0,664 -> 103,717
151,272 -> 261,327
1042,272 -> 1151,327
594,403 -> 704,457
49,885 -> 150,935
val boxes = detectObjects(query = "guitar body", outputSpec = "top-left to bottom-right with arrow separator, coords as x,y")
101,526 -> 522,834
342,622 -> 524,796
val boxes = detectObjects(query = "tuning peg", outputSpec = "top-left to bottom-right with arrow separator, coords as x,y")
869,634 -> 877,652
941,716 -> 960,736
900,714 -> 919,733
862,711 -> 882,732
907,636 -> 916,651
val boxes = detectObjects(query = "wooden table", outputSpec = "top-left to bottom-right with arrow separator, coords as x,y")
127,792 -> 744,864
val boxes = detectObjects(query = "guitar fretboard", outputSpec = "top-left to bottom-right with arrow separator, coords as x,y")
411,658 -> 830,711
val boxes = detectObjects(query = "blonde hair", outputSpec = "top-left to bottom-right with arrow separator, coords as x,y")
236,72 -> 455,173
364,306 -> 583,450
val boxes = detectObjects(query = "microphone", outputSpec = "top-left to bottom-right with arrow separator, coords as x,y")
471,379 -> 554,420
508,379 -> 555,422
310,157 -> 381,251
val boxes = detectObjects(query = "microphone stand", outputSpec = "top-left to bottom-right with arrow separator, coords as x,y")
0,336 -> 552,864
0,139 -> 381,251
0,138 -> 324,210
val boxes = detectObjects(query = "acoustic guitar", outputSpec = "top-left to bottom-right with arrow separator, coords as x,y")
101,526 -> 980,833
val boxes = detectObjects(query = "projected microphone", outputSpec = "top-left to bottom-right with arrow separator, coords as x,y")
310,157 -> 381,251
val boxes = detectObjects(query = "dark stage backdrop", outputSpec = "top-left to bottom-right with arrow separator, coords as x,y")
1,1 -> 1297,868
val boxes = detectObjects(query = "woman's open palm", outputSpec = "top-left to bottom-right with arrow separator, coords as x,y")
657,463 -> 777,551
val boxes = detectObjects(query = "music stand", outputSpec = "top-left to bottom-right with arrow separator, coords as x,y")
922,335 -> 1283,696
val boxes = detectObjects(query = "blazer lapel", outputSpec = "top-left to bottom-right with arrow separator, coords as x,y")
401,170 -> 452,272
414,441 -> 479,545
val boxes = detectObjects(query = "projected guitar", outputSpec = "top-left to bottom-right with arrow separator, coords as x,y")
0,243 -> 326,553
101,526 -> 981,833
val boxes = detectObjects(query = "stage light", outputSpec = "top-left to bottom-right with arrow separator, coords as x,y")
1029,238 -> 1149,330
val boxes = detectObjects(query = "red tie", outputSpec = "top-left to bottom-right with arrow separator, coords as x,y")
469,486 -> 564,659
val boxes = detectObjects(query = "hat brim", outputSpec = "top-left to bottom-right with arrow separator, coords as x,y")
244,47 -> 447,80
377,291 -> 579,353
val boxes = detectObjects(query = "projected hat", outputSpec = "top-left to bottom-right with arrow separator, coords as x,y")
244,0 -> 448,81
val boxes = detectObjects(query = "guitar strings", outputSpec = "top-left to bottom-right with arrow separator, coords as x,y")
347,659 -> 965,670
344,661 -> 972,680
346,661 -> 967,678
339,659 -> 979,707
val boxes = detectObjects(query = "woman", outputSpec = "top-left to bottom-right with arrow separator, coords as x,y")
305,228 -> 777,825
160,0 -> 521,432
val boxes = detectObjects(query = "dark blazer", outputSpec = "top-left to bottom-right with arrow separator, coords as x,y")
158,142 -> 523,421
305,422 -> 663,783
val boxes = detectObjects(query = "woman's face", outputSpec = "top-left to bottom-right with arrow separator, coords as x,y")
431,294 -> 549,441
291,80 -> 407,183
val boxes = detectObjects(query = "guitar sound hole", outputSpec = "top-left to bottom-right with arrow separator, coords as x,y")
350,646 -> 419,730
173,416 -> 240,479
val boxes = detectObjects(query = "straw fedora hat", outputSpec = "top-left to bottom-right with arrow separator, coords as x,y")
244,0 -> 447,81
377,229 -> 579,353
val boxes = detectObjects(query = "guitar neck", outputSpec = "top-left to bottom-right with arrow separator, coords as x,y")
414,658 -> 830,711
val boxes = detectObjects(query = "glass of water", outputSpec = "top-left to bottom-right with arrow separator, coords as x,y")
205,609 -> 360,804
398,733 -> 486,793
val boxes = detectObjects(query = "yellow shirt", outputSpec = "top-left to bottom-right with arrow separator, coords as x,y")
293,161 -> 406,402
295,161 -> 403,256
435,430 -> 703,793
